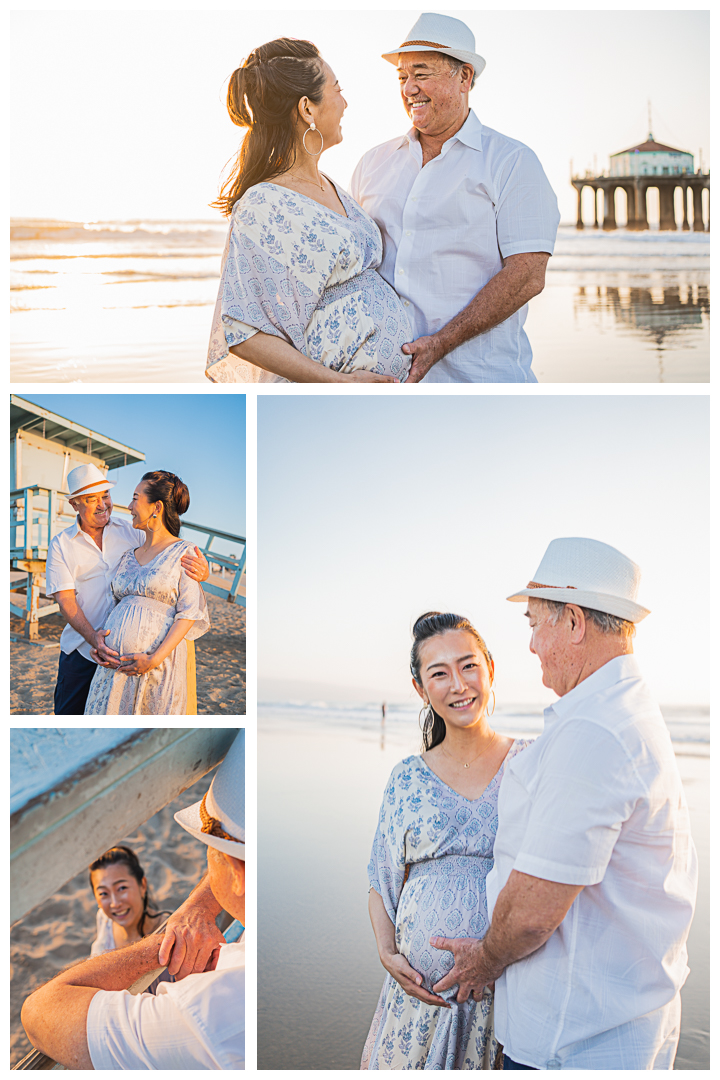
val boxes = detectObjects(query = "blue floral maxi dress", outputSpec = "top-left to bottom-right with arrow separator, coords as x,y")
84,542 -> 210,716
206,181 -> 412,383
362,742 -> 530,1070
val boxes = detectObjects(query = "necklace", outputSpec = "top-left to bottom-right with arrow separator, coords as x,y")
441,730 -> 497,769
284,170 -> 325,192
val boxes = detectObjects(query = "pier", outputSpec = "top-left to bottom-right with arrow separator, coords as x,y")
572,173 -> 710,231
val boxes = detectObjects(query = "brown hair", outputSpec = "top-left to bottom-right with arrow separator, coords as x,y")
410,612 -> 494,751
211,38 -> 327,216
141,470 -> 189,538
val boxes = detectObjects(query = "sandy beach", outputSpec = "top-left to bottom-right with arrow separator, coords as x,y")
258,705 -> 709,1070
10,767 -> 220,1067
10,590 -> 246,715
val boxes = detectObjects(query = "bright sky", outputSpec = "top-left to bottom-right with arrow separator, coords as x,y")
258,395 -> 709,706
21,394 -> 246,545
11,8 -> 709,225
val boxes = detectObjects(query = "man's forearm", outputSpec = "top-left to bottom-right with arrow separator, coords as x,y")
57,599 -> 98,647
47,935 -> 161,993
433,254 -> 547,358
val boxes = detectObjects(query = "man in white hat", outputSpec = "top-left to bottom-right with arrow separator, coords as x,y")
430,539 -> 697,1069
45,463 -> 208,714
351,13 -> 560,384
22,731 -> 245,1070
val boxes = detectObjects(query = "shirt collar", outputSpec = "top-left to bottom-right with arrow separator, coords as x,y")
68,514 -> 122,541
544,654 -> 642,724
404,109 -> 483,153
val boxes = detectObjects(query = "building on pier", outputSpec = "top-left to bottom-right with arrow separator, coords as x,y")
572,132 -> 709,231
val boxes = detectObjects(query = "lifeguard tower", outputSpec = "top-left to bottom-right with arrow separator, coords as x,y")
10,395 -> 246,643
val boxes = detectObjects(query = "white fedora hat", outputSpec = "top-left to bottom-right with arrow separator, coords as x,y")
175,732 -> 245,860
67,462 -> 115,499
382,13 -> 486,77
507,537 -> 650,623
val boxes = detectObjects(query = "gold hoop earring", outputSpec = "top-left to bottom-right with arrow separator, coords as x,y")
302,122 -> 323,156
488,689 -> 496,716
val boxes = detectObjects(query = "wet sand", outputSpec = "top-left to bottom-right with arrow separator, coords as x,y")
10,768 -> 219,1067
10,591 -> 245,715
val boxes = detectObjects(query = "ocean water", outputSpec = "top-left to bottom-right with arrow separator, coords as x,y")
258,701 -> 709,1070
10,220 -> 709,383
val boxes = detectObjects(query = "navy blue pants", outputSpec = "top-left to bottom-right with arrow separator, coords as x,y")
54,649 -> 97,715
503,1057 -> 538,1070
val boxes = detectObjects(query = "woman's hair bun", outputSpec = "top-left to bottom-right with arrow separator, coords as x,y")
412,611 -> 444,638
173,476 -> 190,517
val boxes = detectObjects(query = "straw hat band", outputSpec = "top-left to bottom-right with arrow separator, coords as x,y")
527,581 -> 577,590
199,790 -> 240,844
401,39 -> 450,49
71,480 -> 111,497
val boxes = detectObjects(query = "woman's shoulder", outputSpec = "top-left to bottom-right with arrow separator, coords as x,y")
383,754 -> 423,789
508,736 -> 535,758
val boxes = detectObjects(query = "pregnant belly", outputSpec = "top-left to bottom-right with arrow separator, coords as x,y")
396,854 -> 492,1003
310,268 -> 412,379
104,596 -> 173,656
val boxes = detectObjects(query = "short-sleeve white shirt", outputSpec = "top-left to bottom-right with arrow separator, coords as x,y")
45,516 -> 144,662
86,938 -> 245,1069
486,655 -> 697,1069
350,110 -> 560,383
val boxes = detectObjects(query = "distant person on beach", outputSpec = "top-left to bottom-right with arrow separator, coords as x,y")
83,471 -> 210,715
89,845 -> 173,994
206,38 -> 410,384
430,538 -> 698,1069
22,731 -> 245,1070
351,13 -> 561,383
45,464 -> 209,715
362,612 -> 532,1068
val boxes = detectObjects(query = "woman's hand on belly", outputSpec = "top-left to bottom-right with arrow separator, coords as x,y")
115,651 -> 158,676
381,950 -> 450,1009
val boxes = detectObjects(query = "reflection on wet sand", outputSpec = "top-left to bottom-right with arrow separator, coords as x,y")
572,283 -> 709,381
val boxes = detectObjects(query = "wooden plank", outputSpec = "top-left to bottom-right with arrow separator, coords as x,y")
11,727 -> 239,923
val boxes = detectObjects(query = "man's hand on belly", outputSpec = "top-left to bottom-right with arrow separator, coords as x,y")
89,628 -> 121,667
403,334 -> 445,383
430,937 -> 502,1004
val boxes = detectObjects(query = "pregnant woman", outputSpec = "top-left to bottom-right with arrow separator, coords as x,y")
206,37 -> 412,383
362,613 -> 530,1070
84,471 -> 209,715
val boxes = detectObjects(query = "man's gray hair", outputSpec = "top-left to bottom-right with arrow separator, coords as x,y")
441,54 -> 477,90
539,598 -> 636,639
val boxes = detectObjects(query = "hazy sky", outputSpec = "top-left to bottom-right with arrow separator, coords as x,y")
18,394 -> 246,545
11,8 -> 709,224
258,394 -> 709,706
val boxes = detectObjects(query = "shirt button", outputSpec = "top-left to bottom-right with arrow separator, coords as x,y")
398,268 -> 404,275
405,230 -> 412,236
547,1060 -> 561,1069
404,300 -> 410,306
411,197 -> 417,202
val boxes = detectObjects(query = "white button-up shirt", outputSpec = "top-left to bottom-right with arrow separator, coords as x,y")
350,110 -> 560,383
486,655 -> 697,1069
86,938 -> 245,1069
45,516 -> 144,662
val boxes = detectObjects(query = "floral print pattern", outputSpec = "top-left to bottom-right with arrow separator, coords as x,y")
362,742 -> 531,1070
84,541 -> 209,716
206,182 -> 412,383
